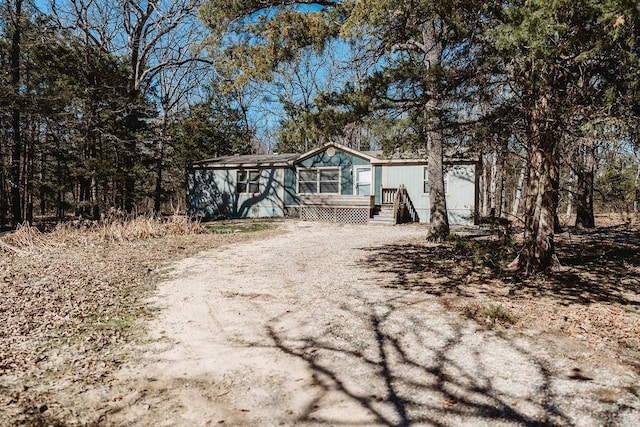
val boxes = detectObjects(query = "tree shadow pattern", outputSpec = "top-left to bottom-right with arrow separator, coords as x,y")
257,226 -> 640,425
264,299 -> 635,426
361,225 -> 640,307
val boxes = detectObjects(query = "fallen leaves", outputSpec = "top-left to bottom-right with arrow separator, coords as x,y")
0,221 -> 277,426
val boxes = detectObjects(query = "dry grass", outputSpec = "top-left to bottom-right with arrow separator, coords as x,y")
0,217 -> 279,426
463,303 -> 519,327
1,214 -> 205,252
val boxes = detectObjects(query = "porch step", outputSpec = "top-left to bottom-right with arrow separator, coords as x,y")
369,206 -> 395,225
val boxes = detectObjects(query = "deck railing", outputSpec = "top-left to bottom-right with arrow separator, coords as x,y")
381,187 -> 397,205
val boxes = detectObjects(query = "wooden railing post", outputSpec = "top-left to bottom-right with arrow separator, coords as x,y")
399,185 -> 406,224
393,188 -> 400,224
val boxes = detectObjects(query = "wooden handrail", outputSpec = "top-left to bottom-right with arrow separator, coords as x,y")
392,185 -> 419,224
393,188 -> 400,224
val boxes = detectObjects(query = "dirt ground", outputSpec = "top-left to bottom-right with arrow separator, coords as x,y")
2,219 -> 639,426
99,221 -> 638,426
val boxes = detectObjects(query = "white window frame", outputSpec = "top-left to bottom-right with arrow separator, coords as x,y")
237,169 -> 260,194
353,165 -> 372,196
423,167 -> 430,194
297,167 -> 341,194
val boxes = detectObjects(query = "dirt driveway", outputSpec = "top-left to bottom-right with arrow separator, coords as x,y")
105,220 -> 639,426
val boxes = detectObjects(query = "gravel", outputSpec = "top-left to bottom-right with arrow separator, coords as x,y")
102,220 -> 640,426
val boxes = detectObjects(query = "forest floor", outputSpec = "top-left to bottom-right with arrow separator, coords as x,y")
1,215 -> 639,426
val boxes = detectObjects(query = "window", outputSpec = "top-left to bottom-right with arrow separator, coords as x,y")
298,169 -> 318,194
319,168 -> 340,193
423,168 -> 448,194
423,168 -> 429,193
298,167 -> 340,194
237,170 -> 260,194
355,167 -> 372,195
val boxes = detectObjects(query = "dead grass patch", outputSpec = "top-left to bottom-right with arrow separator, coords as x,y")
462,303 -> 518,327
2,214 -> 205,250
0,216 -> 280,426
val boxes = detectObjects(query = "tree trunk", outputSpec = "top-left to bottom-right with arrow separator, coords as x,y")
0,164 -> 7,226
426,121 -> 449,240
500,163 -> 506,217
10,108 -> 22,225
518,91 -> 559,273
10,0 -> 24,226
634,162 -> 640,216
512,164 -> 526,217
423,22 -> 449,241
154,119 -> 168,215
482,153 -> 489,216
489,149 -> 498,214
154,141 -> 164,214
39,145 -> 47,216
553,169 -> 562,233
565,181 -> 573,219
575,141 -> 595,228
499,138 -> 508,217
25,129 -> 33,224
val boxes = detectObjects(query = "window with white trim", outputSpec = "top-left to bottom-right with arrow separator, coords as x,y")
237,169 -> 260,194
298,167 -> 340,194
423,168 -> 429,193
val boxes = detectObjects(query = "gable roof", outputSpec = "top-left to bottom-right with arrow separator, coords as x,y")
191,142 -> 479,168
295,142 -> 380,164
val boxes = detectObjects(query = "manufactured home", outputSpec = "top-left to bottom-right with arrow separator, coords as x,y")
188,142 -> 479,225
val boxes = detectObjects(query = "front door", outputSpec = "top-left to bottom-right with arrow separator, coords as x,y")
355,167 -> 372,196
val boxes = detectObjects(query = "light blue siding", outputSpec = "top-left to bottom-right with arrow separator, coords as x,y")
283,168 -> 299,207
446,164 -> 476,224
380,163 -> 476,224
374,165 -> 383,204
382,165 -> 428,222
297,148 -> 370,195
188,168 -> 287,219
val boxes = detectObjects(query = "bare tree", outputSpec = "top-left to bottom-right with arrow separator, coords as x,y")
50,0 -> 212,213
152,26 -> 212,213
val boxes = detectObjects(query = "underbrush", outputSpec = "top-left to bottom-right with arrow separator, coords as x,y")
446,235 -> 516,276
463,303 -> 519,327
1,214 -> 205,252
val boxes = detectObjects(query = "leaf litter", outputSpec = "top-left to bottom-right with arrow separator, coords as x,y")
0,217 -> 278,426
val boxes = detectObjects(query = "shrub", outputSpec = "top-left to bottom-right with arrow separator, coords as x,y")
464,303 -> 518,326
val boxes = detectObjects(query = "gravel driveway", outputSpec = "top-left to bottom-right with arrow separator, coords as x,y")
108,220 -> 639,426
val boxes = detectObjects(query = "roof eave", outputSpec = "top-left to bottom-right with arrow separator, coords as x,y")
191,161 -> 294,169
371,157 -> 480,165
295,142 -> 380,164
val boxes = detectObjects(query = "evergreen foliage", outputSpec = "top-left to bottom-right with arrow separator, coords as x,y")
1,0 -> 639,272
